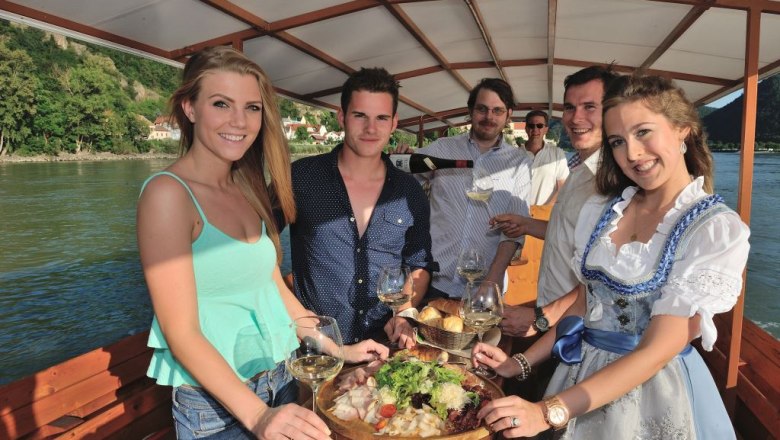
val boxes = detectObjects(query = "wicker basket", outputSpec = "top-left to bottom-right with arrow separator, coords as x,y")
415,319 -> 477,350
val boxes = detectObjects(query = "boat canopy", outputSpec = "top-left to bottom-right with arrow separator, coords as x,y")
2,0 -> 779,433
1,0 -> 779,133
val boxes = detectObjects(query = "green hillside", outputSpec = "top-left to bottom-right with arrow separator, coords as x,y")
703,75 -> 780,151
0,19 -> 184,156
0,19 -> 350,158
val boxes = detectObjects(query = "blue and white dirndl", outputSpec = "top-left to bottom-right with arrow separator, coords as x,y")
545,179 -> 750,440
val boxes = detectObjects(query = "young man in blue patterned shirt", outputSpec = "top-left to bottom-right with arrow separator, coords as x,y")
290,68 -> 436,346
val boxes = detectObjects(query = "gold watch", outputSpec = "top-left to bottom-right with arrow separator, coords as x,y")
542,396 -> 570,430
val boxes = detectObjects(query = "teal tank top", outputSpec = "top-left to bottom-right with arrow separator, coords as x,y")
141,171 -> 297,387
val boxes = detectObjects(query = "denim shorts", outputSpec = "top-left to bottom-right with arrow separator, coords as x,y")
172,361 -> 298,439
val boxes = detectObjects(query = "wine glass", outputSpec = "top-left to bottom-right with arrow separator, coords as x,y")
377,266 -> 413,320
456,247 -> 486,288
465,166 -> 494,217
286,315 -> 345,414
461,281 -> 503,378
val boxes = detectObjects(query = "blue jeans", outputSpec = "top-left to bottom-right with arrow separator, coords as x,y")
172,362 -> 298,439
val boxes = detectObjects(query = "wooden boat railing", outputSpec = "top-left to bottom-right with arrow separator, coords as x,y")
699,313 -> 780,439
0,331 -> 173,439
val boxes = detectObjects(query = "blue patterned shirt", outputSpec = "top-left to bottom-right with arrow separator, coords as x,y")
290,145 -> 437,343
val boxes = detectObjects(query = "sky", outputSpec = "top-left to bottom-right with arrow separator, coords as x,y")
708,89 -> 743,108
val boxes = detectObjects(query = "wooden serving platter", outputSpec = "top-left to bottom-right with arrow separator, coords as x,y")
316,365 -> 504,440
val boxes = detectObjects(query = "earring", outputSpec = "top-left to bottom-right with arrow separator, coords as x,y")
680,141 -> 687,155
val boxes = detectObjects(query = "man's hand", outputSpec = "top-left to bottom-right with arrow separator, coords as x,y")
500,305 -> 537,337
388,143 -> 414,154
490,213 -> 529,238
384,316 -> 416,348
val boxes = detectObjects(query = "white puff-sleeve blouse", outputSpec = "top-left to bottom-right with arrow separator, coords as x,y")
572,177 -> 750,351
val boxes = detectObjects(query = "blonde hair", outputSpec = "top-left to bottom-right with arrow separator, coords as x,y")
598,74 -> 714,197
169,46 -> 295,261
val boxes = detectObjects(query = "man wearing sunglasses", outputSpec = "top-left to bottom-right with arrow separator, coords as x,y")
403,78 -> 532,301
520,111 -> 569,206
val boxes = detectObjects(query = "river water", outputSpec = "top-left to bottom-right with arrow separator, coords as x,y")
0,153 -> 778,385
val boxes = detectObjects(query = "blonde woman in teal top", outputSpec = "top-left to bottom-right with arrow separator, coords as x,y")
137,46 -> 388,440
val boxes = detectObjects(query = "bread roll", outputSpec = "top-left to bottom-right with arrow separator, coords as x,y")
402,346 -> 449,363
442,315 -> 464,333
428,298 -> 462,316
418,305 -> 443,323
425,318 -> 443,329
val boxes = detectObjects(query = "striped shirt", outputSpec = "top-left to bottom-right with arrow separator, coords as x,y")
567,151 -> 583,170
416,133 -> 532,297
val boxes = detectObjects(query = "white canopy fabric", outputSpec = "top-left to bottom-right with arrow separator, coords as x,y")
1,0 -> 779,132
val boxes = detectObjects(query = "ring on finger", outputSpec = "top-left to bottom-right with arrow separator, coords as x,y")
510,416 -> 520,428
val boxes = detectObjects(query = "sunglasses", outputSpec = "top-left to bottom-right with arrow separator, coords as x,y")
527,123 -> 546,129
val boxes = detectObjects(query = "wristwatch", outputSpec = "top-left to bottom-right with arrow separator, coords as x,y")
533,306 -> 550,332
542,396 -> 570,430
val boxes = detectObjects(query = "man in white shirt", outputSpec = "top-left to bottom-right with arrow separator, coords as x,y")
413,78 -> 532,299
521,110 -> 569,206
494,66 -> 618,337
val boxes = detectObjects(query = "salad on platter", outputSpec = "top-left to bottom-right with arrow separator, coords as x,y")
328,350 -> 495,437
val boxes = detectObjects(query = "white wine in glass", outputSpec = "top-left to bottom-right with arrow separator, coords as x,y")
377,266 -> 413,317
286,315 -> 344,413
461,281 -> 503,378
456,248 -> 486,287
466,166 -> 494,216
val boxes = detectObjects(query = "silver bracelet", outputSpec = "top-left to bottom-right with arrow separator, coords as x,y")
511,353 -> 532,381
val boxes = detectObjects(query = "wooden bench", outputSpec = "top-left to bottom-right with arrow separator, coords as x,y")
0,331 -> 174,439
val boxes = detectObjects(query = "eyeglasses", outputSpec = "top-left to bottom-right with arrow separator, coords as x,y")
527,123 -> 546,129
473,105 -> 508,116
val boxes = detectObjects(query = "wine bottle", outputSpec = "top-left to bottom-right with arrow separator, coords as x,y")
389,153 -> 473,173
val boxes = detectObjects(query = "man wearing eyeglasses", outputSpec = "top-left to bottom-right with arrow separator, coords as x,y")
409,78 -> 532,300
520,110 -> 569,206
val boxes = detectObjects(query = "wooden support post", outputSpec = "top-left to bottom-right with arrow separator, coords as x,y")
417,115 -> 424,146
725,5 -> 759,418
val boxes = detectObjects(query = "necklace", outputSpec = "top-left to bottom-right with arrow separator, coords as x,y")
628,197 -> 640,242
630,211 -> 639,242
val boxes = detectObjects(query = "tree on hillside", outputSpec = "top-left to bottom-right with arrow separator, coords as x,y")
59,54 -> 133,152
0,38 -> 37,155
278,98 -> 301,119
703,74 -> 780,144
294,126 -> 311,142
29,80 -> 68,155
320,111 -> 341,132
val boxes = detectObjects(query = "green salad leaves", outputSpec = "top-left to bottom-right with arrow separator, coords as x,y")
374,358 -> 472,419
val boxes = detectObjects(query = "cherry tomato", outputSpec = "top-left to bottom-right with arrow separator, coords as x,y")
379,404 -> 397,418
374,418 -> 388,431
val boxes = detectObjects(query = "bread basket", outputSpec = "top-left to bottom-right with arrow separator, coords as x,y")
415,318 -> 477,350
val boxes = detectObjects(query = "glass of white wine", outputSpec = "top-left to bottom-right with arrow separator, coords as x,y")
461,280 -> 503,378
377,266 -> 413,320
286,315 -> 344,414
456,247 -> 486,288
465,165 -> 494,217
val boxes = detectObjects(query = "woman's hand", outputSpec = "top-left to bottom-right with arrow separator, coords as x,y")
252,404 -> 332,440
477,396 -> 549,438
343,339 -> 390,363
471,342 -> 519,378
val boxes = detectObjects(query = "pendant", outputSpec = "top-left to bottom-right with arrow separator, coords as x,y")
630,233 -> 638,242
